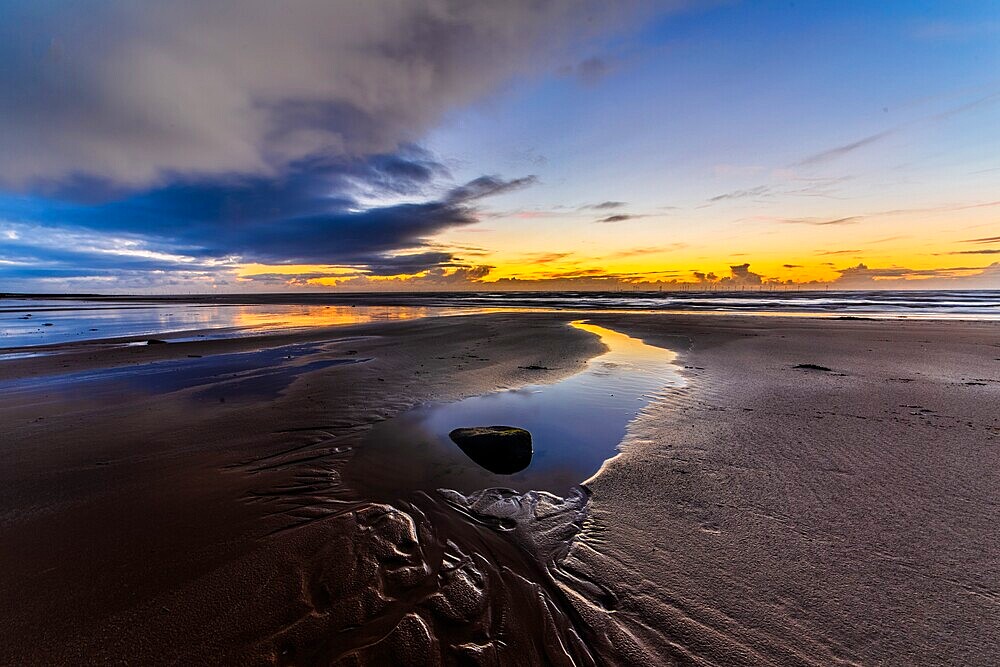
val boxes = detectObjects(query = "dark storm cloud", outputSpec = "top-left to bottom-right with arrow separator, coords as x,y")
0,1 -> 642,191
0,1 -> 693,288
15,156 -> 537,268
361,252 -> 461,276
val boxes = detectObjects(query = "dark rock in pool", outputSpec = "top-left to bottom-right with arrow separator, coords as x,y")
146,339 -> 168,345
448,426 -> 532,475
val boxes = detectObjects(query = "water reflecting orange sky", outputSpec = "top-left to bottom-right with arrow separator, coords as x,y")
0,300 -> 478,348
230,304 -> 451,330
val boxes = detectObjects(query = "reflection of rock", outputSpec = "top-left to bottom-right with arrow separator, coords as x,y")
448,426 -> 532,474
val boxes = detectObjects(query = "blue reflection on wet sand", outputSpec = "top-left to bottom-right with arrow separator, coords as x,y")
0,341 -> 366,403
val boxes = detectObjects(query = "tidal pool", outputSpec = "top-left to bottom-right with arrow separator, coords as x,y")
346,321 -> 683,496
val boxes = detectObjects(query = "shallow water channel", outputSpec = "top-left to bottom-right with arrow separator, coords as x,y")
346,321 -> 683,496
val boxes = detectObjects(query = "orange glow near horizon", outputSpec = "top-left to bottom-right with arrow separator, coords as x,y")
230,201 -> 1000,290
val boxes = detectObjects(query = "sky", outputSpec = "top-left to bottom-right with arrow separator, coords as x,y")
0,0 -> 998,293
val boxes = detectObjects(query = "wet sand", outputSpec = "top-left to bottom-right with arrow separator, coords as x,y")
0,312 -> 997,664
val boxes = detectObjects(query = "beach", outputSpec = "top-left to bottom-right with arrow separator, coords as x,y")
0,309 -> 997,665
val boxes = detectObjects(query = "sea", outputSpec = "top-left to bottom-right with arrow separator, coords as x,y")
1,290 -> 998,349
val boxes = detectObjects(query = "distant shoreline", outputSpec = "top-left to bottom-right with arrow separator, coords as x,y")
4,286 -> 1000,300
4,291 -> 1000,332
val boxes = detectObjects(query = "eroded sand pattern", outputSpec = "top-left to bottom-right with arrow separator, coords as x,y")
245,322 -> 683,664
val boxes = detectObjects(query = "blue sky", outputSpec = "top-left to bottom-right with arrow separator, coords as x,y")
1,1 -> 998,292
431,1 -> 999,206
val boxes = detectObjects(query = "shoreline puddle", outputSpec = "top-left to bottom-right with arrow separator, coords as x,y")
345,321 -> 683,497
